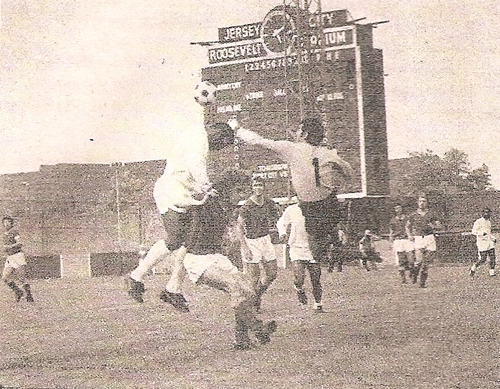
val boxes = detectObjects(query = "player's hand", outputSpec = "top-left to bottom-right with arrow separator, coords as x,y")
208,188 -> 219,197
200,182 -> 215,194
227,117 -> 240,131
241,247 -> 252,261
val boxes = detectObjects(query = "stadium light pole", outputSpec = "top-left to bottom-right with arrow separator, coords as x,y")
113,163 -> 122,251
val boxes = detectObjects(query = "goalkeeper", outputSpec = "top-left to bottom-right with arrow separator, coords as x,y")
229,117 -> 352,266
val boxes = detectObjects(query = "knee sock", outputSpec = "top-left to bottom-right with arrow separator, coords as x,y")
165,246 -> 187,294
130,239 -> 169,282
6,280 -> 21,292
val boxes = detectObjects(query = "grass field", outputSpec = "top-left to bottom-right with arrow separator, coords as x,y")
1,262 -> 499,389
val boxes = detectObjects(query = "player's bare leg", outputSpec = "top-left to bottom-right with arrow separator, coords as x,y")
307,262 -> 323,311
397,252 -> 408,284
2,266 -> 23,302
198,265 -> 277,350
292,260 -> 308,305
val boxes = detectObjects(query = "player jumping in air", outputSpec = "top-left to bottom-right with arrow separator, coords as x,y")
125,116 -> 215,310
229,117 -> 352,312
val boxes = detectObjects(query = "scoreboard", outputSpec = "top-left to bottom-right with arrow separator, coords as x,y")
201,6 -> 389,198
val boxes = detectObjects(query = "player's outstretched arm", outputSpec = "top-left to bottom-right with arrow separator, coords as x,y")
228,118 -> 288,154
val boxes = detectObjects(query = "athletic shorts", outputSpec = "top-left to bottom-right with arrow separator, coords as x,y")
4,252 -> 27,269
184,252 -> 239,283
393,239 -> 414,253
289,245 -> 315,263
299,193 -> 340,237
160,209 -> 193,251
243,235 -> 277,264
414,235 -> 436,252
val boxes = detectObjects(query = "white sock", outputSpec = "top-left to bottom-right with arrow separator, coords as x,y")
130,240 -> 169,282
165,246 -> 188,294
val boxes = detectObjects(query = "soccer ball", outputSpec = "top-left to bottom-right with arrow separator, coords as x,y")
194,81 -> 217,106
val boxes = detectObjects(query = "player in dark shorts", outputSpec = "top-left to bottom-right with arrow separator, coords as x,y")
176,170 -> 277,350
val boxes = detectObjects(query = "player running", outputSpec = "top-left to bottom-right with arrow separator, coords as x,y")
2,216 -> 34,303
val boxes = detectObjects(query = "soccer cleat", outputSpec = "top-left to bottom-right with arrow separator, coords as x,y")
313,305 -> 325,313
489,269 -> 496,276
233,342 -> 251,351
469,268 -> 475,277
159,290 -> 190,312
255,320 -> 277,344
296,289 -> 308,305
125,276 -> 145,303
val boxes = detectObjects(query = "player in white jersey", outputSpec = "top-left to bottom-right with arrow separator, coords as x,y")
125,117 -> 215,311
470,207 -> 496,277
229,117 -> 352,271
277,200 -> 324,312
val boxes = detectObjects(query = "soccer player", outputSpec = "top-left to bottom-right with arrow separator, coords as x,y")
182,170 -> 277,350
358,229 -> 381,271
236,177 -> 280,312
328,221 -> 347,273
125,121 -> 219,311
389,204 -> 415,284
2,216 -> 34,302
229,117 -> 352,272
406,194 -> 442,288
277,199 -> 324,312
470,207 -> 496,277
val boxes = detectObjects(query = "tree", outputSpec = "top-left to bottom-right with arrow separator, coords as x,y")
390,148 -> 492,197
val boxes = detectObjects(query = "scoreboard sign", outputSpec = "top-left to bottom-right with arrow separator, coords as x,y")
201,6 -> 389,198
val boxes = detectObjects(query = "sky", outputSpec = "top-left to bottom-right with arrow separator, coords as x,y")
1,0 -> 500,186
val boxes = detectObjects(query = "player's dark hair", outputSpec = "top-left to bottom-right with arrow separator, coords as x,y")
207,122 -> 235,151
301,118 -> 324,146
213,169 -> 252,200
251,176 -> 265,186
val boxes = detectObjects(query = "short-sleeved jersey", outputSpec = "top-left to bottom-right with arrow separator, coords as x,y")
390,215 -> 408,240
407,210 -> 440,236
239,197 -> 279,240
472,217 -> 495,252
4,228 -> 22,256
276,203 -> 310,250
